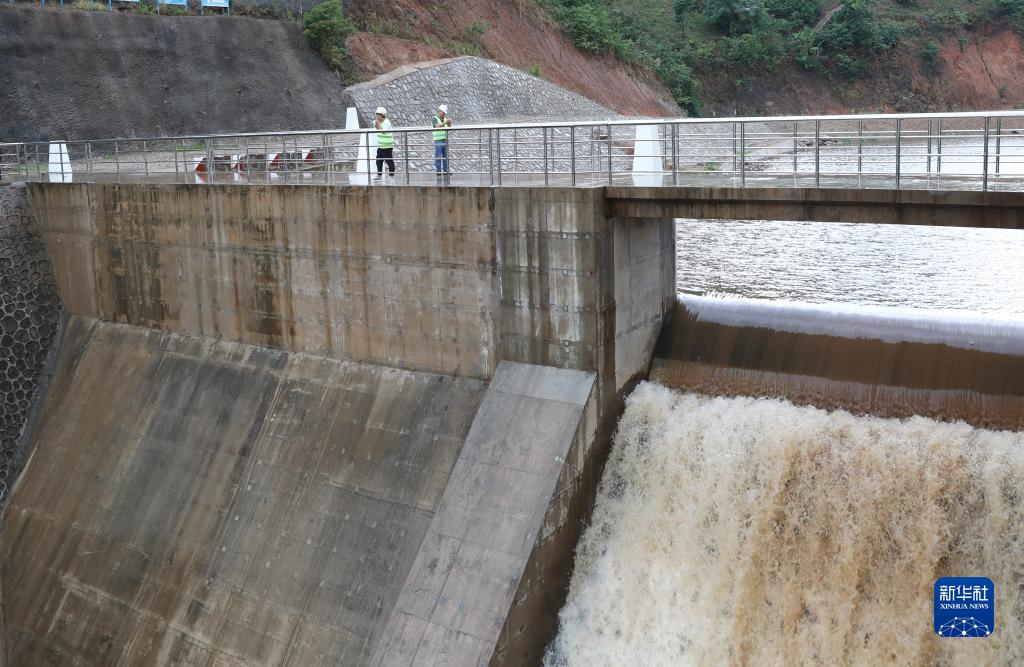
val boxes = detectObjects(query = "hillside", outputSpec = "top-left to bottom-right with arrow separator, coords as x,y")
528,0 -> 1024,115
339,0 -> 681,116
0,5 -> 350,142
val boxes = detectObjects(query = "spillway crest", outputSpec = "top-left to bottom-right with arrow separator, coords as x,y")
547,383 -> 1024,666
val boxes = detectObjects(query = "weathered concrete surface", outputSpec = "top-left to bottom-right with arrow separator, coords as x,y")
27,183 -> 676,410
372,361 -> 596,666
608,186 -> 1024,228
0,316 -> 485,665
0,184 -> 62,500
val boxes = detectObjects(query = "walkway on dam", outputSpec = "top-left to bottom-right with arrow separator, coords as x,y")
4,110 -> 1024,193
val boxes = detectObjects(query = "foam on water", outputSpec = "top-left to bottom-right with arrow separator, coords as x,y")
681,294 -> 1024,355
547,384 -> 1024,666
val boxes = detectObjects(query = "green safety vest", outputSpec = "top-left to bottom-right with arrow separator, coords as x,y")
377,120 -> 394,149
432,116 -> 449,142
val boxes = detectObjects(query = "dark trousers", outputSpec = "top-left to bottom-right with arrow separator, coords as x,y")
376,147 -> 395,175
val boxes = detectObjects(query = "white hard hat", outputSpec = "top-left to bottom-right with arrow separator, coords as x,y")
438,104 -> 448,114
375,106 -> 387,116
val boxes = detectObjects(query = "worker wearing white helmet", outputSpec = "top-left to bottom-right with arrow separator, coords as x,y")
432,103 -> 453,181
373,106 -> 395,183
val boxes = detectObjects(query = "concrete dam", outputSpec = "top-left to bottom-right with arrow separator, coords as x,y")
0,176 -> 1022,665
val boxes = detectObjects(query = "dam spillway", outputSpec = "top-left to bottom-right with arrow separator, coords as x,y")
0,178 -> 1022,665
0,181 -> 674,665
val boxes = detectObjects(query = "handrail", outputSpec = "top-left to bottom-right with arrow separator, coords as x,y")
4,110 -> 1023,193
6,110 -> 1024,147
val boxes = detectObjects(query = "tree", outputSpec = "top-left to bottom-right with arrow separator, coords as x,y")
704,0 -> 768,36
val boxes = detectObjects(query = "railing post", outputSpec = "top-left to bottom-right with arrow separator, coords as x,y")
857,120 -> 864,178
489,128 -> 494,186
792,121 -> 798,179
926,119 -> 933,176
937,118 -> 944,175
115,140 -> 120,182
173,140 -> 179,180
570,125 -> 577,187
731,123 -> 738,173
87,142 -> 94,181
205,138 -> 213,185
671,123 -> 678,187
143,140 -> 149,181
607,124 -> 613,186
403,132 -> 411,185
496,128 -> 502,186
895,118 -> 902,190
543,126 -> 549,187
983,116 -> 990,191
364,134 -> 371,183
995,117 -> 1002,178
322,134 -> 330,183
814,120 -> 820,188
739,122 -> 746,188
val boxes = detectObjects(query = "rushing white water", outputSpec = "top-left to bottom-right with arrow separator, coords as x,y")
548,384 -> 1024,666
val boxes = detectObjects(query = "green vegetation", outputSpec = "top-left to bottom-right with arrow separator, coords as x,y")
69,0 -> 109,10
527,65 -> 545,77
302,0 -> 357,74
537,0 -> 1024,115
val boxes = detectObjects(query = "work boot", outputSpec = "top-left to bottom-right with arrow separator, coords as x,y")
386,174 -> 395,185
372,175 -> 383,183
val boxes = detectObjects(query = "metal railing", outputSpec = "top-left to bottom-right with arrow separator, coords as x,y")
3,110 -> 1024,192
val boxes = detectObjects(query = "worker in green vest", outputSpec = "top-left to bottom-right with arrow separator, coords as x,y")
433,104 -> 452,180
374,106 -> 395,183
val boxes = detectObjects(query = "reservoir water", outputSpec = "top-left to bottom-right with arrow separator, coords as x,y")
675,219 -> 1024,318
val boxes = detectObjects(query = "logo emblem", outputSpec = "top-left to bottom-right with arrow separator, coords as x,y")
934,577 -> 994,637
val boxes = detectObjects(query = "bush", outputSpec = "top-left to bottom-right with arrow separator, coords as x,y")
918,40 -> 940,74
655,54 -> 702,115
527,65 -> 544,78
764,0 -> 822,29
992,0 -> 1024,31
302,0 -> 357,71
705,0 -> 768,35
558,3 -> 631,57
719,32 -> 781,70
673,0 -> 701,23
791,26 -> 822,70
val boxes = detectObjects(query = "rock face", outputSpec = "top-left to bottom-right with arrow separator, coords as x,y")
344,56 -> 615,127
0,5 -> 351,143
0,184 -> 62,500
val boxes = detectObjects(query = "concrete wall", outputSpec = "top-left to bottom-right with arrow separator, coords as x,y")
0,184 -> 62,500
28,183 -> 676,408
1,316 -> 486,665
18,181 -> 676,665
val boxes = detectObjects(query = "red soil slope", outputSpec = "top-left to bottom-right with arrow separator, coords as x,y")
345,0 -> 680,117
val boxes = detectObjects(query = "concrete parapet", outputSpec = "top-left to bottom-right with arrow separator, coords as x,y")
27,183 -> 676,409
